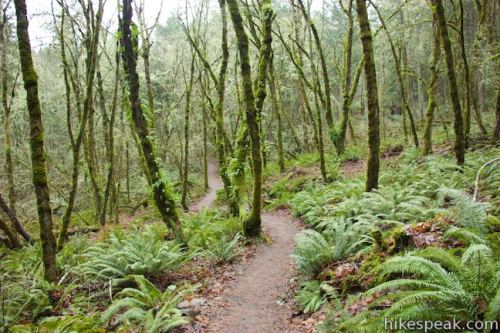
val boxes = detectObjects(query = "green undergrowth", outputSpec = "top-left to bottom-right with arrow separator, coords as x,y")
287,146 -> 500,332
0,207 -> 242,332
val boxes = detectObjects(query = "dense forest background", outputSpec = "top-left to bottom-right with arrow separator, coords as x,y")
0,0 -> 499,332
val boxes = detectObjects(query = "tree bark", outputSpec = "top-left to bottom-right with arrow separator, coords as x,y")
370,0 -> 418,148
268,57 -> 285,173
14,0 -> 58,282
181,52 -> 195,211
0,7 -> 16,217
215,0 -> 239,216
57,2 -> 103,248
432,0 -> 465,165
422,13 -> 441,155
356,0 -> 380,192
297,0 -> 333,128
493,83 -> 500,141
121,0 -> 184,241
227,0 -> 273,237
0,216 -> 20,249
0,192 -> 30,242
335,0 -> 354,155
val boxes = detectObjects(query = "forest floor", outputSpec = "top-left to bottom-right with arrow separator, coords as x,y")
178,162 -> 305,333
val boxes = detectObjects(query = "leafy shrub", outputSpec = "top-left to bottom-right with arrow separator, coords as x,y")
438,187 -> 489,234
184,209 -> 241,250
101,275 -> 193,332
204,233 -> 241,264
80,226 -> 190,283
343,245 -> 499,331
292,219 -> 372,277
296,280 -> 337,314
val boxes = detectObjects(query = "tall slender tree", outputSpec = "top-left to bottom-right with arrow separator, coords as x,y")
356,0 -> 380,191
121,0 -> 184,241
0,3 -> 16,217
13,0 -> 57,281
422,12 -> 441,155
227,0 -> 273,237
432,0 -> 465,165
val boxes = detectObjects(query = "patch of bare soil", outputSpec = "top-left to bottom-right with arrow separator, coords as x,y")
178,162 -> 305,333
199,211 -> 303,333
341,159 -> 366,177
191,162 -> 223,212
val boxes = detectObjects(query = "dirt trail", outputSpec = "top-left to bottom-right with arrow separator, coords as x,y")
191,162 -> 224,212
188,162 -> 303,333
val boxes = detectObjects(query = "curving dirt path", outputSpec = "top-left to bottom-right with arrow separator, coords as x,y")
191,162 -> 224,212
187,162 -> 303,333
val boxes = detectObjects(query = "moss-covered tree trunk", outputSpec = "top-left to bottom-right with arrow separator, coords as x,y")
57,4 -> 103,247
0,216 -> 20,249
121,0 -> 184,241
181,52 -> 195,211
432,0 -> 465,165
14,0 -> 58,282
1,8 -> 16,218
201,90 -> 209,190
0,192 -> 30,242
335,0 -> 354,155
297,0 -> 333,128
356,0 -> 380,192
422,14 -> 441,155
268,58 -> 285,173
493,83 -> 500,141
99,57 -> 119,227
227,0 -> 273,237
371,1 -> 418,148
215,0 -> 239,216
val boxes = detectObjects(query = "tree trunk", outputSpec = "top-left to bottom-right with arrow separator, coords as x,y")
335,0 -> 354,155
371,1 -> 418,148
297,0 -> 333,128
0,216 -> 20,249
1,8 -> 16,217
201,94 -> 209,190
493,83 -> 500,141
422,14 -> 441,155
215,0 -> 239,216
227,0 -> 273,237
432,0 -> 465,165
181,52 -> 195,211
356,0 -> 380,192
121,0 -> 184,242
0,192 -> 30,242
57,5 -> 101,248
268,57 -> 285,173
99,57 -> 119,227
14,0 -> 57,282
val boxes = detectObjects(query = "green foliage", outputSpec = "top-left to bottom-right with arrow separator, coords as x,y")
204,233 -> 241,264
101,275 -> 193,332
438,187 -> 489,234
296,280 -> 337,314
343,245 -> 499,331
80,226 -> 190,283
184,209 -> 241,250
290,148 -> 500,332
292,219 -> 372,277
